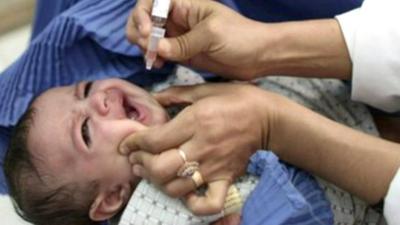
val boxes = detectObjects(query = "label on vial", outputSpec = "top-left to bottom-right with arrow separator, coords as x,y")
152,0 -> 171,18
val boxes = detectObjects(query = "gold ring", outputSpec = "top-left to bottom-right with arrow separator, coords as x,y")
177,161 -> 199,178
190,171 -> 204,187
177,149 -> 201,178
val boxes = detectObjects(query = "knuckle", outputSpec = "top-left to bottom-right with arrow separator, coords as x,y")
125,13 -> 137,42
163,185 -> 181,198
149,164 -> 168,181
203,19 -> 224,45
204,19 -> 221,36
193,106 -> 217,124
128,153 -> 136,163
138,38 -> 147,50
125,26 -> 137,43
176,35 -> 190,59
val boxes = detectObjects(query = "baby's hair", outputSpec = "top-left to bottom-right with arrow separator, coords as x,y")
4,107 -> 101,225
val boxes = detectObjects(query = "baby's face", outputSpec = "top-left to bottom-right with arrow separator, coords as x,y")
28,78 -> 168,194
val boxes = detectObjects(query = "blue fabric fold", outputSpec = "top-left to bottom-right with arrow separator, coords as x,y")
0,127 -> 10,194
243,151 -> 333,225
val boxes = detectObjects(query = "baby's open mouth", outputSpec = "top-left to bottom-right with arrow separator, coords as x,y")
123,97 -> 140,120
122,95 -> 150,124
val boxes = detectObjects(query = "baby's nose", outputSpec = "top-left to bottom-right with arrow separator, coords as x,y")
90,91 -> 110,116
91,89 -> 128,120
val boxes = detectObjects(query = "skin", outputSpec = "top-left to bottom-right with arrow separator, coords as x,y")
28,78 -> 168,221
121,0 -> 400,220
122,82 -> 400,210
121,84 -> 269,216
29,78 -> 243,224
126,0 -> 351,80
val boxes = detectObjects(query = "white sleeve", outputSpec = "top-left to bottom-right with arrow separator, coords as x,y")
384,168 -> 400,225
336,0 -> 400,112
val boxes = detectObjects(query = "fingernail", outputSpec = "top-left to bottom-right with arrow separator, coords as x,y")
133,165 -> 142,177
138,24 -> 144,34
120,145 -> 128,155
129,155 -> 137,164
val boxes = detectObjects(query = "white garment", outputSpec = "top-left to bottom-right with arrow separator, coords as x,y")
336,0 -> 400,112
336,1 -> 400,224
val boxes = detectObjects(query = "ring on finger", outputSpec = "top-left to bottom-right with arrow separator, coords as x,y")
177,149 -> 200,178
190,170 -> 204,188
177,161 -> 200,177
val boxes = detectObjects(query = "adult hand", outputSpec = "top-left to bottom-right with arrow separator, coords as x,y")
119,83 -> 282,215
126,0 -> 272,79
127,0 -> 352,80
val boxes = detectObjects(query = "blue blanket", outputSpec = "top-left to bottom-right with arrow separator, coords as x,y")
243,151 -> 333,225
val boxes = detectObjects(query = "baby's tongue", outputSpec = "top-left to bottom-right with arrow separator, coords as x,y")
128,109 -> 139,120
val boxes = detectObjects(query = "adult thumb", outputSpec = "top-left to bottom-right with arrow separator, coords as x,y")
158,25 -> 210,61
154,83 -> 230,106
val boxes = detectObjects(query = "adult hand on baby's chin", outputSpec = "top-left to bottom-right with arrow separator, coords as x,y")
119,83 -> 283,215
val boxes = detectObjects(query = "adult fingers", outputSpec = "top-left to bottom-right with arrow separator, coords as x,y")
185,54 -> 253,80
185,180 -> 230,215
126,0 -> 152,47
134,0 -> 152,37
133,0 -> 152,35
128,149 -> 184,184
160,140 -> 208,197
154,83 -> 229,106
153,86 -> 198,107
119,107 -> 194,155
153,57 -> 165,69
157,22 -> 211,61
162,176 -> 197,198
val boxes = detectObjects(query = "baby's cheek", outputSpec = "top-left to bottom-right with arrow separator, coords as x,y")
101,120 -> 147,147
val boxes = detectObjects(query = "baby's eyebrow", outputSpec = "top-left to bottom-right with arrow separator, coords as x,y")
69,108 -> 84,156
73,82 -> 80,99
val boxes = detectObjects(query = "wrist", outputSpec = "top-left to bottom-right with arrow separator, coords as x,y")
251,23 -> 282,77
249,87 -> 289,152
255,20 -> 352,79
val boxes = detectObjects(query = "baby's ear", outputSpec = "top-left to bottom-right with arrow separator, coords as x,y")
89,184 -> 130,221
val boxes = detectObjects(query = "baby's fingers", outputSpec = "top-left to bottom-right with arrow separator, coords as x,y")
185,180 -> 230,215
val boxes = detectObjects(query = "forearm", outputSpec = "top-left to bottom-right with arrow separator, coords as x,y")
268,97 -> 400,204
258,19 -> 352,79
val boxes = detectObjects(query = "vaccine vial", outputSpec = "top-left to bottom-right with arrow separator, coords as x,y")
145,0 -> 171,70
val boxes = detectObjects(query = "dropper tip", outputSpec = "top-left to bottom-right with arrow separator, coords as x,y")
146,60 -> 153,70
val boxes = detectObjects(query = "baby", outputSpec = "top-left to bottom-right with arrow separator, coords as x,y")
4,78 -> 169,225
3,78 -> 333,225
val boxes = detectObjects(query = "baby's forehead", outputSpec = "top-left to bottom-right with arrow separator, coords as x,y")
34,85 -> 71,105
27,86 -> 74,153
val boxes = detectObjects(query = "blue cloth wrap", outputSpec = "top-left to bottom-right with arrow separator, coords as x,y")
244,151 -> 333,225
